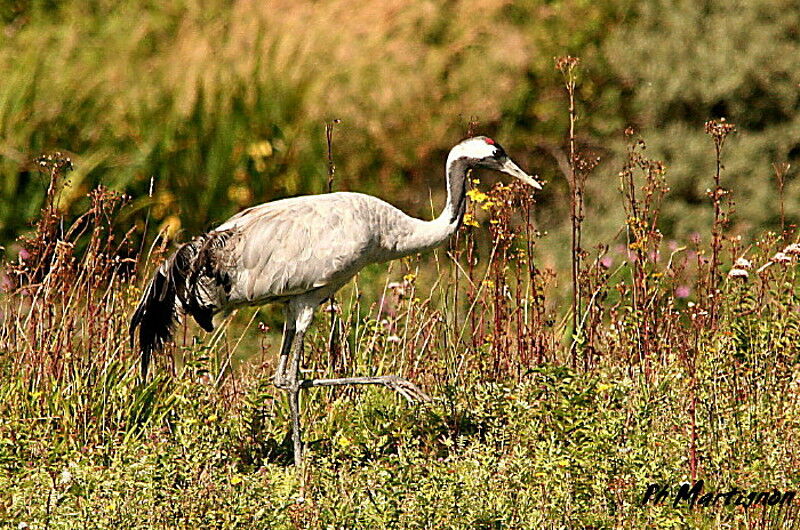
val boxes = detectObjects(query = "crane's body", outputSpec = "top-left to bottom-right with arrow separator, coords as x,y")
214,191 -> 460,307
130,136 -> 541,466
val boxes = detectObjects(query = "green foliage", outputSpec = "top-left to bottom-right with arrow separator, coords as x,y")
0,0 -> 627,248
604,0 -> 800,238
6,350 -> 800,527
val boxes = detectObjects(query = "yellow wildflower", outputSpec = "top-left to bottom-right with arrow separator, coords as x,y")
463,213 -> 480,227
466,188 -> 488,203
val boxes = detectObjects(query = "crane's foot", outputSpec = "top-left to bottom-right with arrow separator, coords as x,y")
280,374 -> 429,468
377,375 -> 432,403
272,371 -> 292,391
301,375 -> 432,404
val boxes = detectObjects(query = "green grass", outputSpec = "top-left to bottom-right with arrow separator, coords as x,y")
4,358 -> 800,527
3,163 -> 800,528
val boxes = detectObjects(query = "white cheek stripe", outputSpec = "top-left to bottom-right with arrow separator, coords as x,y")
446,139 -> 496,168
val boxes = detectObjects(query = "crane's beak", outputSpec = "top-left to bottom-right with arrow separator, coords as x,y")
501,158 -> 543,190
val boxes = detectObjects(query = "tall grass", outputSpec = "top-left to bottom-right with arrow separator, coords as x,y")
4,87 -> 800,525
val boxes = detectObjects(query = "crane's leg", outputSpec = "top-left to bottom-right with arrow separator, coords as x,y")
287,329 -> 306,467
272,318 -> 296,390
284,304 -> 314,467
300,375 -> 431,403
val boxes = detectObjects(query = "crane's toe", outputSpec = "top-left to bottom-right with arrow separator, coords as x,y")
381,375 -> 432,403
273,373 -> 292,391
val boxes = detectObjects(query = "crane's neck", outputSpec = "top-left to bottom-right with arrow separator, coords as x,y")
438,154 -> 471,227
387,154 -> 471,257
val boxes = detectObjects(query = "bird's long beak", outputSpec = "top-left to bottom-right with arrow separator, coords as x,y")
502,158 -> 543,190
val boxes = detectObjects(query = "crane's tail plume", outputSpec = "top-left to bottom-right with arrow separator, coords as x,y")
130,233 -> 231,378
129,258 -> 180,379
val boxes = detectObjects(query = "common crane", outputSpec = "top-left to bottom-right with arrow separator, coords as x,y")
130,136 -> 541,466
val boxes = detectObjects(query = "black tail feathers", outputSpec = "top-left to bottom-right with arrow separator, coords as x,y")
129,261 -> 179,380
130,242 -> 197,379
130,234 -> 229,379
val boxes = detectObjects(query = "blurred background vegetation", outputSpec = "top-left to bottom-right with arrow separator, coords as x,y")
1,0 -> 799,268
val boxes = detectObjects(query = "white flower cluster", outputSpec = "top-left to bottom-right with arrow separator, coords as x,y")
734,243 -> 800,277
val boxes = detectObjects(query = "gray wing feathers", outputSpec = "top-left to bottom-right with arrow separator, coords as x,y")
215,193 -> 381,304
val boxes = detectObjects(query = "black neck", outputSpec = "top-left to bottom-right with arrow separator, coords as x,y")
447,158 -> 470,225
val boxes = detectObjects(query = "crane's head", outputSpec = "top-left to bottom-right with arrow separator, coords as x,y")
449,136 -> 542,190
